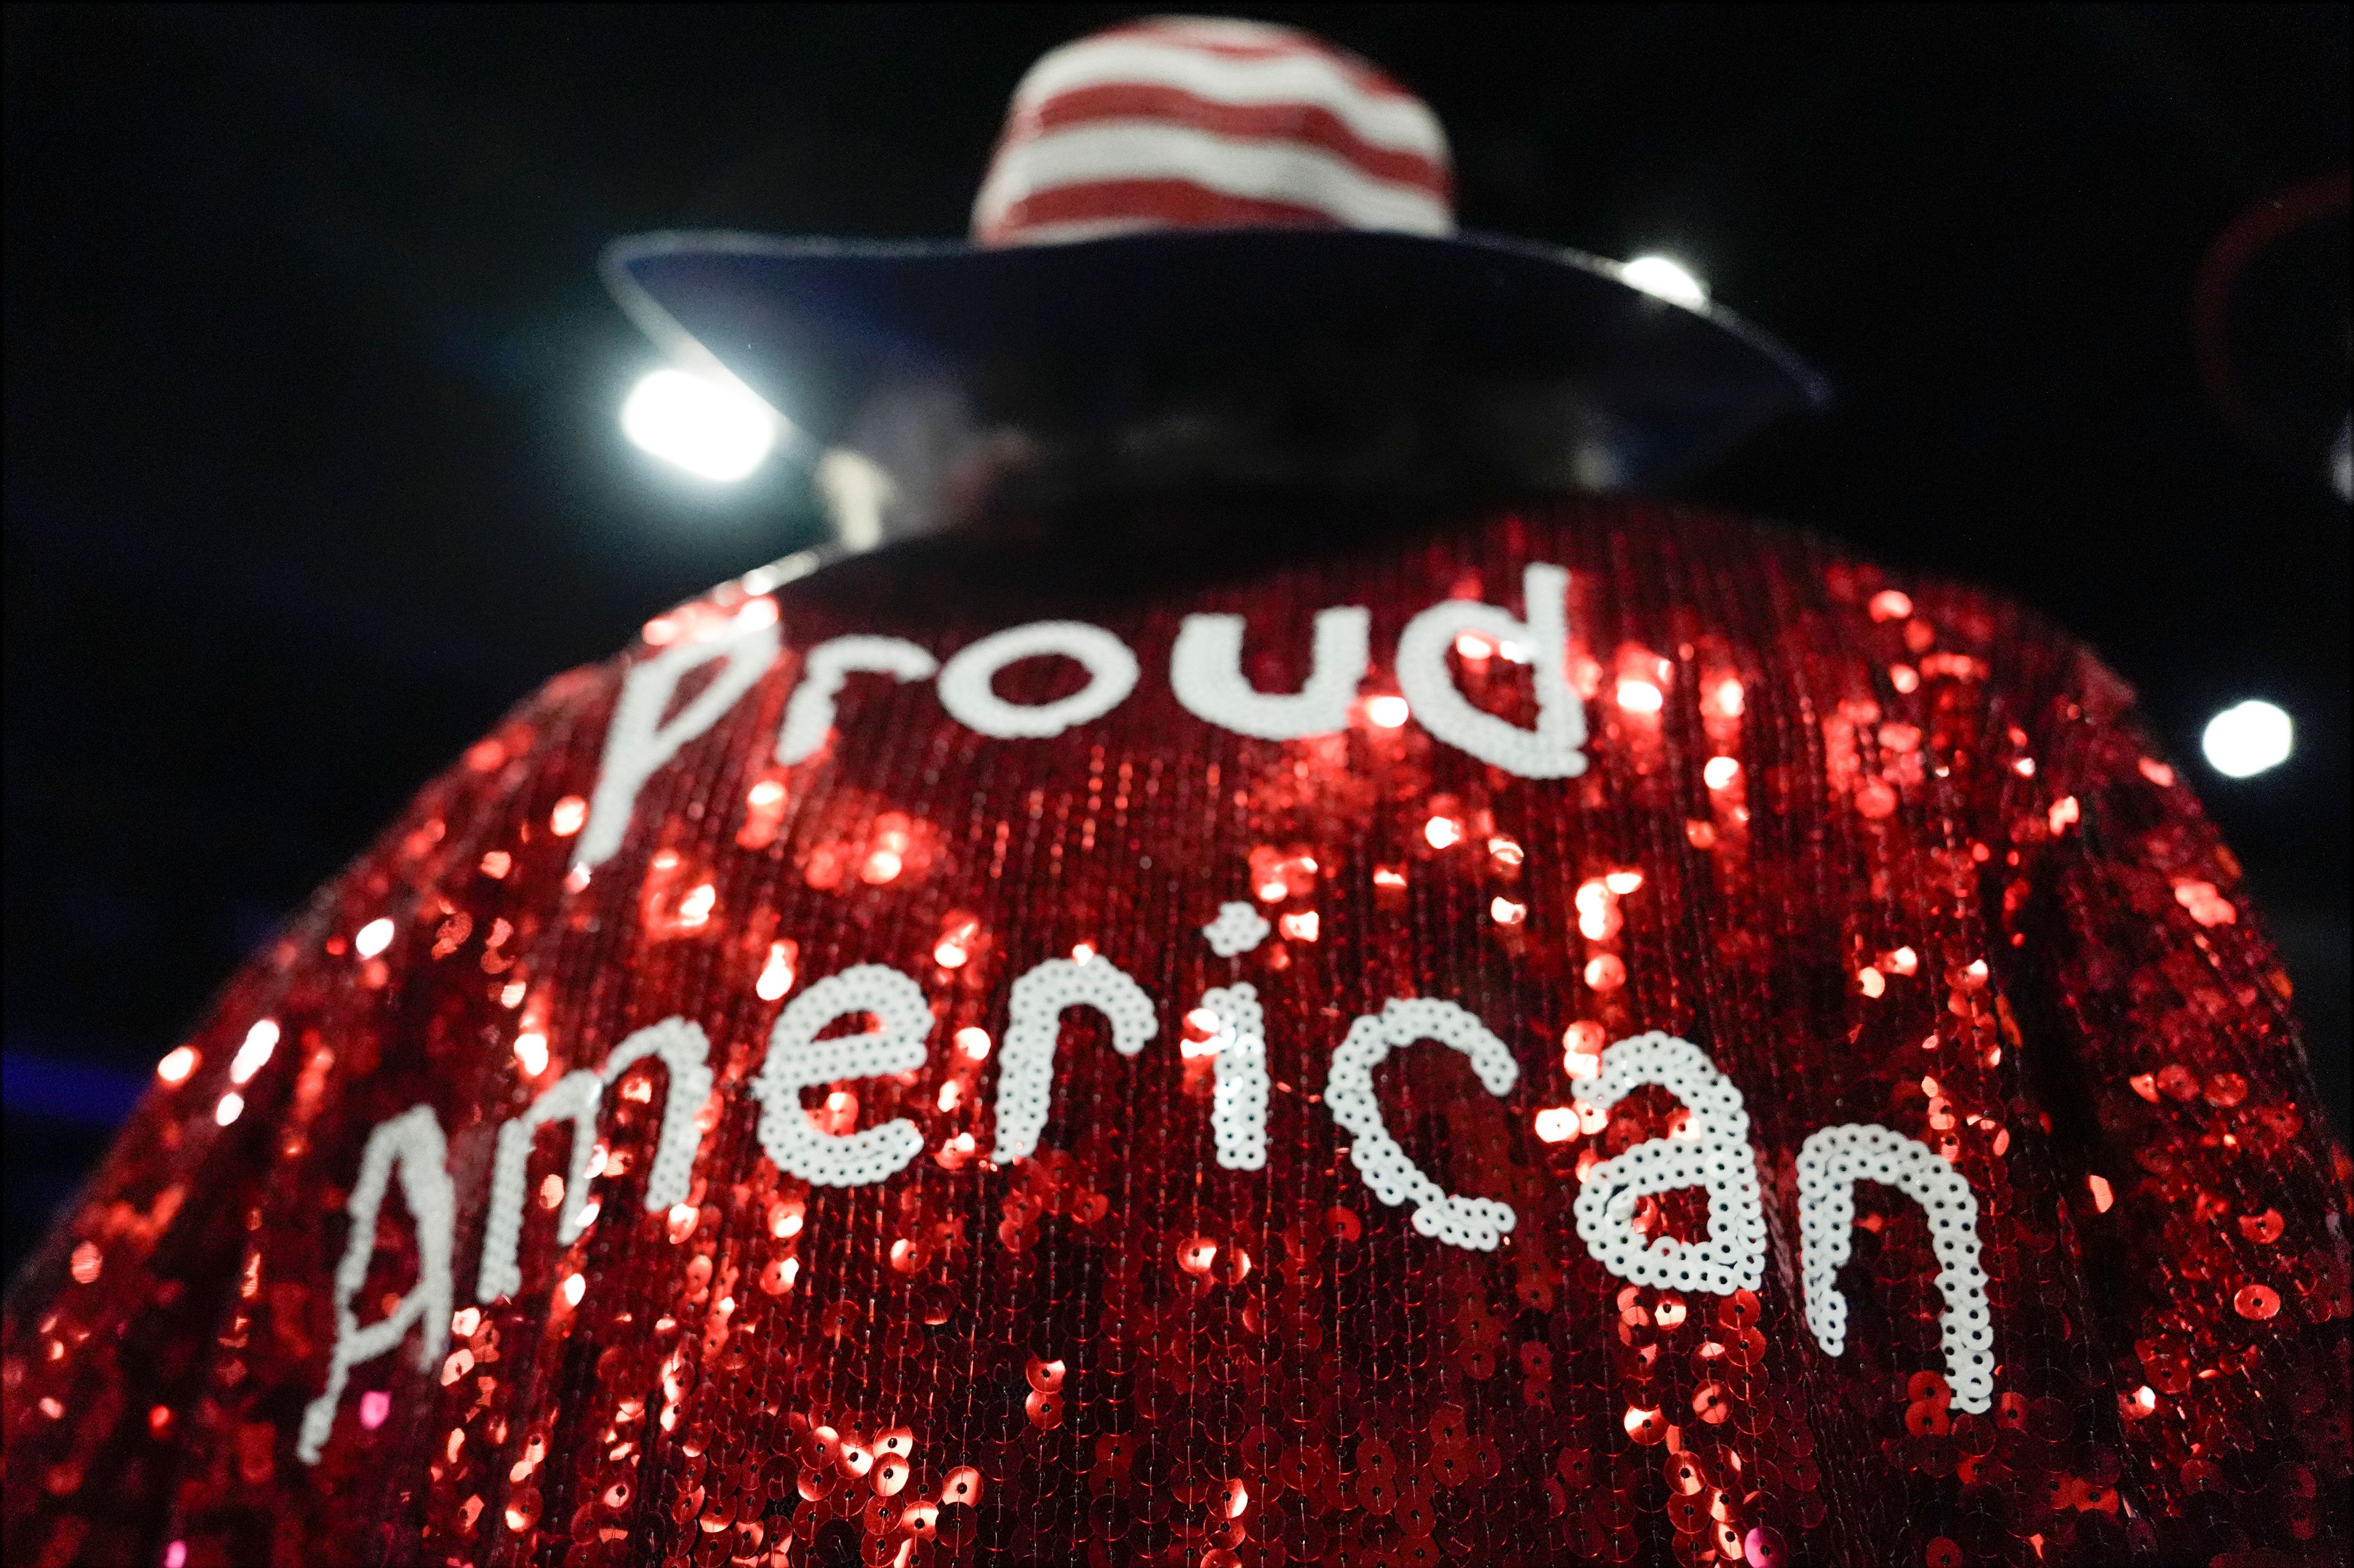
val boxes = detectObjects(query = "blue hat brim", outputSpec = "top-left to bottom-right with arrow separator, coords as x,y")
604,226 -> 1829,488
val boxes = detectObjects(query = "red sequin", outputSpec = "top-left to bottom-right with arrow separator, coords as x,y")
4,501 -> 2347,1566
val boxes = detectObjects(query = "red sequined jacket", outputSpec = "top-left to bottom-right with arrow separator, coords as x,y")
6,500 -> 2348,1567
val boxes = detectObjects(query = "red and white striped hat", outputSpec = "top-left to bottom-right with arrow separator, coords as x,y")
605,16 -> 1826,490
971,17 -> 1454,247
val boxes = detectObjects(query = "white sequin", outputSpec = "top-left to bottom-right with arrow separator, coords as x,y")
1394,561 -> 1586,778
1569,1032 -> 1767,1296
1199,983 -> 1270,1170
1324,998 -> 1518,1251
775,635 -> 938,765
1168,606 -> 1369,739
752,965 -> 935,1187
991,956 -> 1159,1162
1200,900 -> 1271,956
935,620 -> 1140,739
299,1105 -> 455,1464
476,1070 -> 603,1303
576,609 -> 780,869
1796,1123 -> 1995,1414
598,1018 -> 715,1214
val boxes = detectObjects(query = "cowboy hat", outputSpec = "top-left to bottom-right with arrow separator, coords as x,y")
604,15 -> 1827,500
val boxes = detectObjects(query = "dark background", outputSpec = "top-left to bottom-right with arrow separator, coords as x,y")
6,4 -> 2348,1278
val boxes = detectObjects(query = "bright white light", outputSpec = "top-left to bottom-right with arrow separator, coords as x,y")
1620,254 -> 1709,308
622,368 -> 777,482
229,1019 -> 278,1086
2201,700 -> 2293,778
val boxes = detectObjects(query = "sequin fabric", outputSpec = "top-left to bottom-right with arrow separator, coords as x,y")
6,500 -> 2348,1567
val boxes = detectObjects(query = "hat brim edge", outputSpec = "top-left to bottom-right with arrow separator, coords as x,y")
603,225 -> 1829,412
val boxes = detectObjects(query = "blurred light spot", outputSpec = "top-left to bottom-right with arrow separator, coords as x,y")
1365,695 -> 1409,729
1181,1007 -> 1226,1060
354,918 -> 395,959
229,1019 -> 280,1086
2087,1174 -> 2114,1213
156,1046 -> 199,1085
2201,700 -> 2291,778
1575,878 -> 1619,940
1491,896 -> 1526,926
1868,590 -> 1914,622
757,940 -> 798,1000
1604,870 -> 1644,895
562,1272 -> 587,1307
70,1241 -> 103,1284
956,1027 -> 992,1062
1563,1020 -> 1605,1079
1620,254 -> 1708,306
549,796 -> 588,836
622,368 -> 777,482
1423,814 -> 1462,849
215,1091 -> 245,1127
1615,678 -> 1663,714
2172,879 -> 2237,928
1534,1107 -> 1578,1143
514,1032 -> 549,1076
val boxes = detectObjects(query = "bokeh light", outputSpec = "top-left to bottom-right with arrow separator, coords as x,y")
620,368 -> 777,482
2201,699 -> 2293,778
1620,254 -> 1709,307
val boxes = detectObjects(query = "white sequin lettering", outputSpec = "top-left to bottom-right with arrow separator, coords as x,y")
1395,562 -> 1585,778
1170,606 -> 1369,740
299,1106 -> 455,1464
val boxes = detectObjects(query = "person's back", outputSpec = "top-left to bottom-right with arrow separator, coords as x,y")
6,18 -> 2347,1568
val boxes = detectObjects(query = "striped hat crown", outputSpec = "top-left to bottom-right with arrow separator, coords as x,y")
973,17 -> 1455,248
